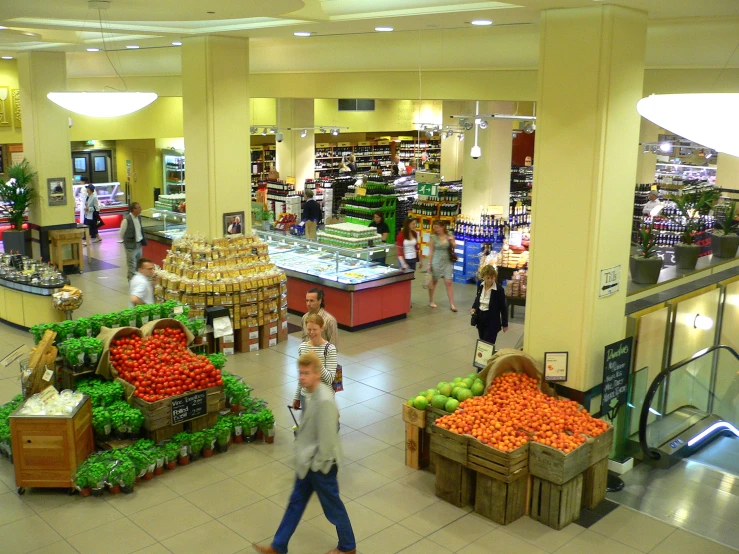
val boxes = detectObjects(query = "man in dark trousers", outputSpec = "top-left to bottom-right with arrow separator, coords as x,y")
302,189 -> 322,239
119,202 -> 148,280
253,351 -> 356,554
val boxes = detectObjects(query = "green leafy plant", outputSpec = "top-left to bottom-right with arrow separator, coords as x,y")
714,201 -> 738,236
201,428 -> 216,450
255,408 -> 275,432
80,337 -> 104,365
86,461 -> 109,489
119,308 -> 137,327
635,225 -> 659,259
189,431 -> 205,455
90,314 -> 105,336
59,338 -> 85,367
164,441 -> 181,464
92,407 -> 112,436
0,160 -> 38,230
74,318 -> 92,338
209,353 -> 228,370
668,189 -> 720,245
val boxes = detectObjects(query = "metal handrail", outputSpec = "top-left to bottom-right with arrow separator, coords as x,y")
638,344 -> 739,460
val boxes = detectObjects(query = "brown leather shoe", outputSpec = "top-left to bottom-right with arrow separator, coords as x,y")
325,549 -> 357,554
252,545 -> 280,554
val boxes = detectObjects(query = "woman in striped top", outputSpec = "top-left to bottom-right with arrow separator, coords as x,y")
292,313 -> 338,409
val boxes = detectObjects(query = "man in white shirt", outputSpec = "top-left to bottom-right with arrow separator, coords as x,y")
642,192 -> 663,216
129,257 -> 156,306
119,202 -> 148,280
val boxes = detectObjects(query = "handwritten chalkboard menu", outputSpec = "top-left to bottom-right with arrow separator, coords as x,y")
171,390 -> 207,424
601,337 -> 633,415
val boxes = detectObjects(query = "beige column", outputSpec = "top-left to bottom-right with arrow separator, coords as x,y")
276,98 -> 315,190
716,154 -> 739,200
524,6 -> 647,393
440,100 -> 466,181
635,119 -> 661,185
182,36 -> 251,238
461,101 -> 514,219
17,52 -> 75,257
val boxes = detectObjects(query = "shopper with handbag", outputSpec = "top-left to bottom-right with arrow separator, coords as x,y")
470,264 -> 508,345
83,184 -> 102,244
293,313 -> 338,410
427,220 -> 457,311
395,217 -> 419,271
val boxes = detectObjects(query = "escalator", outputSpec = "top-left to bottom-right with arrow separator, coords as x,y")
637,345 -> 739,470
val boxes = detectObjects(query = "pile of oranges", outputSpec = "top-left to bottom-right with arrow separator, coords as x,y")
435,372 -> 609,453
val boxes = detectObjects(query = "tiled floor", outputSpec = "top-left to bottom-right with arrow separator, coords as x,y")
0,234 -> 736,553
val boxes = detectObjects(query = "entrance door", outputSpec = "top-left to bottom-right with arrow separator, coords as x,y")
132,149 -> 150,208
91,151 -> 112,183
72,152 -> 90,183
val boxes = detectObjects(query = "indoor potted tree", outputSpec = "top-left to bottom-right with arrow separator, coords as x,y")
630,225 -> 663,284
0,160 -> 37,256
710,200 -> 739,258
667,190 -> 718,269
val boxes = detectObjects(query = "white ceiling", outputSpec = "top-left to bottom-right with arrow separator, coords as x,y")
0,0 -> 738,75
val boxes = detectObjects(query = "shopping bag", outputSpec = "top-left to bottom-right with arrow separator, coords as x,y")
332,364 -> 344,392
422,272 -> 433,289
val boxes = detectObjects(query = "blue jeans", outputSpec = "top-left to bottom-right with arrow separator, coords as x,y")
272,465 -> 355,554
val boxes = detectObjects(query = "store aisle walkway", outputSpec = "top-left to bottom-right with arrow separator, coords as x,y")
0,237 -> 735,553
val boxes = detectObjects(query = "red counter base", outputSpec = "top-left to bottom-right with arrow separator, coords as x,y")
286,276 -> 411,329
142,238 -> 171,268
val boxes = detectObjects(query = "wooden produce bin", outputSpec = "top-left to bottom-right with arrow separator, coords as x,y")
424,405 -> 446,433
9,396 -> 94,493
582,426 -> 614,509
467,439 -> 529,525
430,425 -> 475,507
401,404 -> 429,470
530,473 -> 583,530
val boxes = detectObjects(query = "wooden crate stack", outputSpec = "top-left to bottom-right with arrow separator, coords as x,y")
429,425 -> 475,508
582,427 -> 614,509
401,404 -> 430,470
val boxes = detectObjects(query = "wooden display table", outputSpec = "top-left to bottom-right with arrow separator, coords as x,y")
49,229 -> 86,273
9,396 -> 94,494
505,296 -> 526,318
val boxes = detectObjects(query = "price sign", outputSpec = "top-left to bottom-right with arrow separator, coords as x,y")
472,340 -> 495,369
544,352 -> 568,381
356,187 -> 367,196
171,390 -> 208,424
509,231 -> 523,247
601,337 -> 633,415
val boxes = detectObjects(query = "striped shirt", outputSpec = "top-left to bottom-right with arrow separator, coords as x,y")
294,341 -> 338,400
302,308 -> 338,348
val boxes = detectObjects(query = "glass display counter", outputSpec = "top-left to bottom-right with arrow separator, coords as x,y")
0,254 -> 66,328
255,230 -> 414,329
140,208 -> 187,267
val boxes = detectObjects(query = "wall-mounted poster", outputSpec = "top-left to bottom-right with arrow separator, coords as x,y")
47,177 -> 67,206
223,211 -> 244,235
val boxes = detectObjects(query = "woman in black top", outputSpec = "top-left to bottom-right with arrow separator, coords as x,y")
369,211 -> 389,241
470,265 -> 508,345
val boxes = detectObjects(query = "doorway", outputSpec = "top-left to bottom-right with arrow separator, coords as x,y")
72,150 -> 112,184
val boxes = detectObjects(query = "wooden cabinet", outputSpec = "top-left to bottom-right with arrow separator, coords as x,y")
9,396 -> 94,492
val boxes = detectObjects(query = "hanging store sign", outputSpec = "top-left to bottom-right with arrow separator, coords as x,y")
599,265 -> 621,298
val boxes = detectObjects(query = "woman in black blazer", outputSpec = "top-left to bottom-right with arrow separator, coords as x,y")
470,265 -> 509,345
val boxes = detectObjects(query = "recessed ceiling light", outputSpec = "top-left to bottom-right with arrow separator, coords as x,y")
470,20 -> 493,26
126,45 -> 139,49
171,41 -> 182,46
375,27 -> 393,32
86,48 -> 99,52
1,56 -> 13,60
294,32 -> 312,37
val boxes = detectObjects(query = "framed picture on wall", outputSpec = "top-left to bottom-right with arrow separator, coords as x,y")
47,177 -> 67,206
223,211 -> 244,236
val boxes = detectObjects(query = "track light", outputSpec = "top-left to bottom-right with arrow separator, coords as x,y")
269,127 -> 277,134
319,128 -> 326,133
659,142 -> 672,153
331,128 -> 339,136
261,128 -> 268,136
479,120 -> 488,130
275,132 -> 284,142
425,130 -> 433,138
250,126 -> 257,134
643,145 -> 650,154
458,133 -> 464,142
523,123 -> 536,134
300,130 -> 307,138
693,314 -> 714,330
705,150 -> 713,159
463,121 -> 473,131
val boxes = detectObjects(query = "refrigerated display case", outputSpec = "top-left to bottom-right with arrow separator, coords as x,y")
256,230 -> 414,329
162,149 -> 185,195
140,208 -> 187,266
73,182 -> 128,229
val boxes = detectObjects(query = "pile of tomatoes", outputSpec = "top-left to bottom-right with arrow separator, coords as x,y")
435,372 -> 609,453
110,327 -> 222,402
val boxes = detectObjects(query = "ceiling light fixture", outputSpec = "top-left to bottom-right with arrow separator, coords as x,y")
478,120 -> 488,130
375,27 -> 394,32
300,130 -> 307,138
1,56 -> 14,60
458,133 -> 464,142
523,123 -> 536,134
331,128 -> 339,136
470,20 -> 493,26
171,41 -> 182,46
46,2 -> 157,118
637,94 -> 739,158
249,126 -> 257,133
659,142 -> 673,153
470,101 -> 482,159
261,128 -> 268,136
126,45 -> 139,49
705,150 -> 714,159
693,314 -> 714,331
319,127 -> 326,133
86,48 -> 99,52
294,32 -> 312,37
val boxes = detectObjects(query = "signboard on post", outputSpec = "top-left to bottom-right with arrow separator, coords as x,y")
472,340 -> 495,369
601,337 -> 633,415
544,352 -> 568,381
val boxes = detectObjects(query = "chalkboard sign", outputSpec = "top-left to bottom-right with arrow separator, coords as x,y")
601,337 -> 633,415
171,390 -> 207,424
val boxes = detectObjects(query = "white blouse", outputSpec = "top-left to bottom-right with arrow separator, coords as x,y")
479,282 -> 497,312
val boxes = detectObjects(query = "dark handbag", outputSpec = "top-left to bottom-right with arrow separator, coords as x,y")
94,210 -> 105,229
470,312 -> 478,327
448,240 -> 458,263
323,343 -> 343,392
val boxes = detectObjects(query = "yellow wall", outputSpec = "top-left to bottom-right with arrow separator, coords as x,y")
114,139 -> 161,210
314,99 -> 442,132
0,59 -> 22,147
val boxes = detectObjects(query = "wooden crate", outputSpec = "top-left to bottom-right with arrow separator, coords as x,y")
586,426 -> 614,466
433,452 -> 476,507
185,412 -> 218,433
128,384 -> 225,431
405,422 -> 430,470
530,474 -> 583,530
528,440 -> 591,485
425,406 -> 446,433
582,457 -> 608,509
401,404 -> 426,428
57,366 -> 97,392
475,470 -> 528,525
429,425 -> 468,465
467,439 -> 529,483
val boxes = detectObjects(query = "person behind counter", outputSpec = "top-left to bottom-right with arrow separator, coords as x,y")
369,211 -> 389,242
391,155 -> 406,177
129,257 -> 156,306
642,191 -> 663,216
346,154 -> 358,173
83,184 -> 102,245
470,264 -> 508,348
119,202 -> 148,280
302,190 -> 322,240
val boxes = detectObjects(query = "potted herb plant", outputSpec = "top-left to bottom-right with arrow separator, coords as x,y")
124,407 -> 144,439
87,461 -> 108,496
189,431 -> 205,461
710,200 -> 739,258
233,415 -> 245,443
74,318 -> 92,338
0,160 -> 37,256
667,190 -> 719,269
109,403 -> 128,439
117,459 -> 137,494
73,465 -> 92,497
201,428 -> 216,457
92,407 -> 112,440
214,421 -> 231,453
172,432 -> 192,465
243,413 -> 259,443
257,409 -> 276,444
630,225 -> 663,284
90,314 -> 104,337
164,442 -> 180,470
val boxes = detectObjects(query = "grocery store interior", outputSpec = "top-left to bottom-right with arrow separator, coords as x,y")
0,1 -> 739,553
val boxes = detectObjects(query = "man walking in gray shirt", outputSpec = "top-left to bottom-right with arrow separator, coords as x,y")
119,202 -> 148,280
253,351 -> 355,554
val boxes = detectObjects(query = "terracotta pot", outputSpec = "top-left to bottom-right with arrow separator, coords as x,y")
178,455 -> 190,466
234,434 -> 243,443
154,466 -> 164,476
230,404 -> 241,413
79,487 -> 91,497
109,484 -> 121,494
143,471 -> 154,480
202,448 -> 213,458
256,429 -> 264,440
265,435 -> 275,444
166,461 -> 177,470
